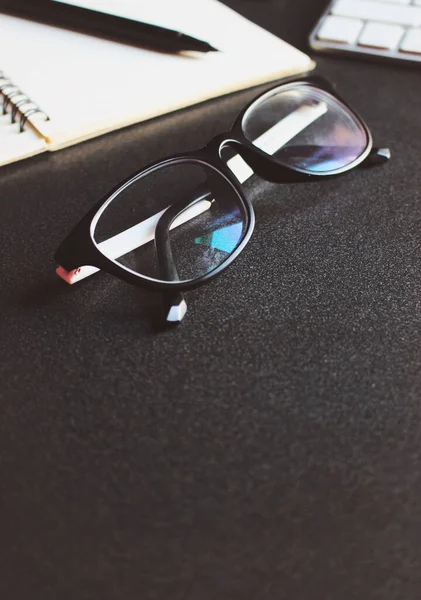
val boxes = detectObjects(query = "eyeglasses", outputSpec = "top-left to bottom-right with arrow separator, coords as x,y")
55,76 -> 390,324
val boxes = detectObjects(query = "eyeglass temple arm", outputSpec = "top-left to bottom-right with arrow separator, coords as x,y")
155,194 -> 212,324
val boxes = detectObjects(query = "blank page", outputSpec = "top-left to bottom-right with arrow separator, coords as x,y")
0,0 -> 314,150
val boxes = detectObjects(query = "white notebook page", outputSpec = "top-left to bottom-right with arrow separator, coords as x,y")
0,0 -> 314,159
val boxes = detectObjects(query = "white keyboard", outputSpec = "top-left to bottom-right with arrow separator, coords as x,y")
309,0 -> 421,64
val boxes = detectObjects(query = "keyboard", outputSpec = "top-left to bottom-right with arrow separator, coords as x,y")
309,0 -> 421,65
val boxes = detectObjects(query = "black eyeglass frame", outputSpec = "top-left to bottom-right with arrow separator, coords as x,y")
55,75 -> 389,294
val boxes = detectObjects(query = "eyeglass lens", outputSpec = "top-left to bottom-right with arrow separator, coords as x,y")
92,160 -> 248,284
242,84 -> 368,173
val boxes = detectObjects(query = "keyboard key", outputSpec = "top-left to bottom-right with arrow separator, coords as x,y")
400,28 -> 421,53
358,22 -> 405,49
331,0 -> 421,27
317,15 -> 364,44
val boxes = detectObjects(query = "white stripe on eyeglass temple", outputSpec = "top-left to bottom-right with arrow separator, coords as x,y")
56,101 -> 328,284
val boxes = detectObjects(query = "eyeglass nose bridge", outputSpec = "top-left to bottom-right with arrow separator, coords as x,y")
205,133 -> 314,185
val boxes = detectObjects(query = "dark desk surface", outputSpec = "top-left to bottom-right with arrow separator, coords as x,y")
2,1 -> 421,598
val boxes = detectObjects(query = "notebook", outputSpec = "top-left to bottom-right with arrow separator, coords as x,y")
0,0 -> 315,168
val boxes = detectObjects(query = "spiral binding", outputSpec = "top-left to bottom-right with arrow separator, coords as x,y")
0,71 -> 50,133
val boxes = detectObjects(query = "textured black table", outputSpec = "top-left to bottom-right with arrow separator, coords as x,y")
2,1 -> 421,598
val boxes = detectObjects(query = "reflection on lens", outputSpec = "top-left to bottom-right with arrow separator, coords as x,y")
242,84 -> 368,174
195,221 -> 243,255
92,160 -> 247,284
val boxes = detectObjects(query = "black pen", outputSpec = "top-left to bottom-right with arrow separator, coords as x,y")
0,0 -> 219,54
